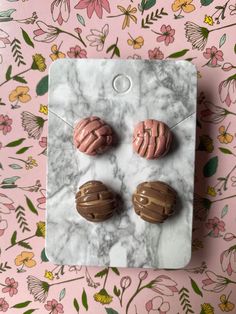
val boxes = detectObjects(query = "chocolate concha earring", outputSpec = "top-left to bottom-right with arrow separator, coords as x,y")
133,119 -> 172,159
132,181 -> 177,223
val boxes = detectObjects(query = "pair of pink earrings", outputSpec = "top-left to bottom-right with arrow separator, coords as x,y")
73,116 -> 173,160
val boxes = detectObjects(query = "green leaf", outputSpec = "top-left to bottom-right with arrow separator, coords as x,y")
73,298 -> 80,312
36,75 -> 48,96
5,65 -> 12,81
5,138 -> 26,147
13,75 -> 27,84
113,285 -> 121,297
25,195 -> 38,215
23,310 -> 37,314
219,33 -> 226,48
105,308 -> 119,314
21,28 -> 34,48
9,164 -> 23,169
219,147 -> 233,155
12,301 -> 31,308
82,289 -> 88,311
59,288 -> 66,301
18,241 -> 32,249
76,13 -> 85,26
111,267 -> 120,276
1,184 -> 17,189
221,205 -> 228,218
114,47 -> 120,57
200,0 -> 214,5
2,176 -> 20,184
167,49 -> 189,58
41,248 -> 49,262
16,146 -> 32,154
190,277 -> 203,297
106,44 -> 116,54
203,156 -> 218,177
95,268 -> 108,278
0,9 -> 16,18
11,231 -> 17,245
142,0 -> 156,10
234,44 -> 236,54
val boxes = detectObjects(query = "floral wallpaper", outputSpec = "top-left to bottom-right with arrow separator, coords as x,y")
0,0 -> 236,313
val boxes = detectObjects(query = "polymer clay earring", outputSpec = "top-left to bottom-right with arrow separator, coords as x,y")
73,116 -> 113,156
132,119 -> 172,159
132,181 -> 176,223
76,181 -> 117,222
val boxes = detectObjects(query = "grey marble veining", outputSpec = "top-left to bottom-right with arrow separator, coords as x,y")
46,59 -> 197,268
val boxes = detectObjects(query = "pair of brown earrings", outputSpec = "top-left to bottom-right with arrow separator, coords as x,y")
75,180 -> 176,224
73,116 -> 173,159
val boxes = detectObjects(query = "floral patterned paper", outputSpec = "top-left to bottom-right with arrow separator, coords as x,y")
0,0 -> 236,313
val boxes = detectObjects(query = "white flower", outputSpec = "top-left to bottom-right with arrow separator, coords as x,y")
185,21 -> 209,50
0,193 -> 15,214
0,29 -> 10,48
86,24 -> 109,51
221,246 -> 236,276
202,271 -> 230,292
33,21 -> 59,43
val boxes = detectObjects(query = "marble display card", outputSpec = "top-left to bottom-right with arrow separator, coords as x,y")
46,59 -> 197,269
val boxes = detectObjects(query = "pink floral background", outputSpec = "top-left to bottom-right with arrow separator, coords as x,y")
0,0 -> 236,313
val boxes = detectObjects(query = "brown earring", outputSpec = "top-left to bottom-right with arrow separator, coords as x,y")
132,181 -> 177,223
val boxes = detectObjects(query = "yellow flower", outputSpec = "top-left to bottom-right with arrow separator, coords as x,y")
49,44 -> 66,61
117,5 -> 137,29
217,125 -> 233,144
9,86 -> 31,103
15,251 -> 36,268
25,156 -> 38,170
39,104 -> 48,115
207,186 -> 217,197
35,221 -> 46,238
204,15 -> 214,26
127,35 -> 144,49
94,289 -> 113,305
172,0 -> 195,13
219,294 -> 235,312
31,54 -> 46,72
44,270 -> 54,281
201,303 -> 214,314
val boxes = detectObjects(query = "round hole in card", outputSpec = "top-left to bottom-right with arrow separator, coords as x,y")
112,74 -> 132,94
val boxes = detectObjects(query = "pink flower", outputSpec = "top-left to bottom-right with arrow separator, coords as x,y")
202,271 -> 230,292
148,47 -> 164,60
51,0 -> 70,25
37,189 -> 46,210
39,137 -> 47,148
149,275 -> 178,296
33,21 -> 59,43
45,299 -> 64,314
146,296 -> 170,314
0,193 -> 15,214
67,45 -> 87,58
75,0 -> 110,19
219,75 -> 236,107
203,46 -> 224,66
139,271 -> 148,281
0,216 -> 8,237
156,25 -> 175,46
205,216 -> 225,237
2,278 -> 18,297
220,245 -> 236,276
74,27 -> 82,34
0,115 -> 12,135
0,298 -> 9,312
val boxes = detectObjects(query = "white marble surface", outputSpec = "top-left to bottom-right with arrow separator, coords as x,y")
46,59 -> 197,268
